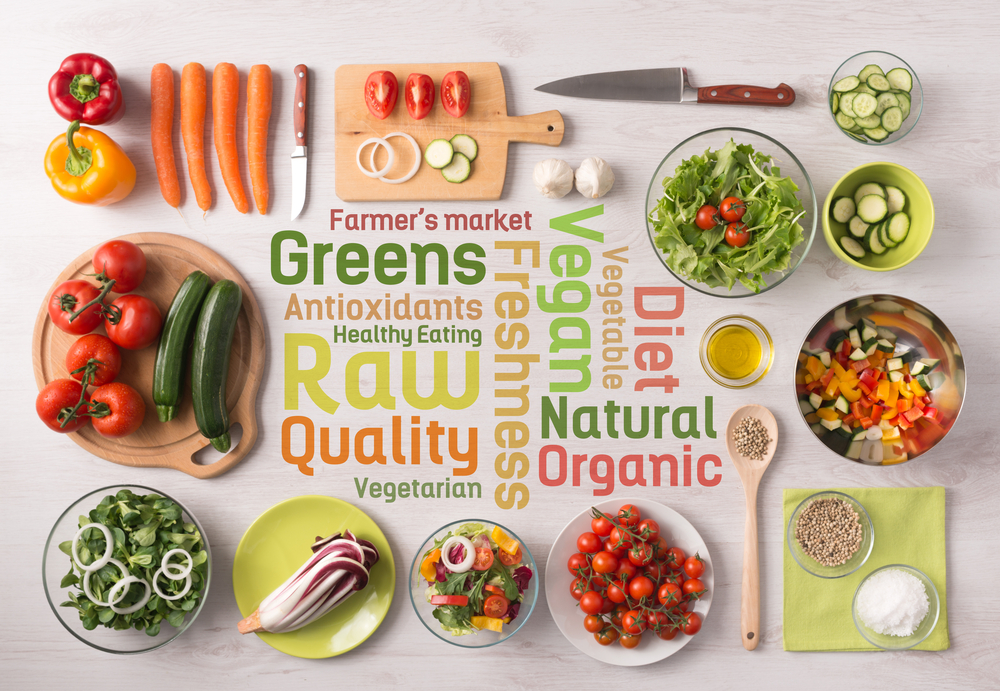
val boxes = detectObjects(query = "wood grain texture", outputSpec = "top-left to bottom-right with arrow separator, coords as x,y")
31,233 -> 265,478
696,83 -> 795,106
335,62 -> 563,200
293,64 -> 307,146
2,0 -> 1000,689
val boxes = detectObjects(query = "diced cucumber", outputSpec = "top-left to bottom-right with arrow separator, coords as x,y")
833,75 -> 861,92
863,126 -> 890,142
799,398 -> 814,415
886,67 -> 912,92
854,114 -> 881,128
811,422 -> 826,437
866,74 -> 892,92
875,339 -> 895,353
899,349 -> 918,364
809,392 -> 823,410
831,196 -> 856,223
854,182 -> 886,205
834,422 -> 854,439
886,357 -> 904,371
849,348 -> 868,361
864,341 -> 879,356
834,396 -> 850,414
852,428 -> 868,441
834,306 -> 853,331
819,351 -> 832,368
861,337 -> 878,352
857,64 -> 885,82
915,374 -> 932,391
910,360 -> 927,375
849,328 -> 862,349
820,417 -> 844,431
857,194 -> 888,224
860,320 -> 878,342
826,330 -> 849,350
449,134 -> 478,162
424,139 -> 454,169
852,92 -> 878,118
876,91 -> 900,116
820,398 -> 838,409
848,215 -> 869,238
881,106 -> 904,132
441,152 -> 471,183
888,370 -> 904,382
920,358 -> 941,373
887,212 -> 910,243
885,186 -> 907,214
846,440 -> 864,460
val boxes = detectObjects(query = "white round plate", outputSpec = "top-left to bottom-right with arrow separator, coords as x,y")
545,498 -> 713,666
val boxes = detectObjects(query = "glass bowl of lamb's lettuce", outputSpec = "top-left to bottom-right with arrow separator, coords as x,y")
646,128 -> 817,297
408,520 -> 537,648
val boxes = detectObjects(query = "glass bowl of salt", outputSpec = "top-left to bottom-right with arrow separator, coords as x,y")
852,564 -> 940,649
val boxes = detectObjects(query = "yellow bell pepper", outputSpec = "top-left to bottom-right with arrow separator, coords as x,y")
909,378 -> 926,397
839,379 -> 862,402
898,380 -> 914,399
805,356 -> 825,380
831,361 -> 848,380
471,616 -> 504,632
490,526 -> 521,556
886,381 -> 900,408
876,380 -> 891,402
816,407 -> 840,421
824,376 -> 841,398
44,120 -> 135,206
420,548 -> 441,582
881,406 -> 898,420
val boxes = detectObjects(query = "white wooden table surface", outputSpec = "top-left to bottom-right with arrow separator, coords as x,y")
3,1 -> 999,688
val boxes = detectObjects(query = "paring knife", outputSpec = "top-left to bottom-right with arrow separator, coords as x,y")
290,64 -> 308,221
536,67 -> 794,106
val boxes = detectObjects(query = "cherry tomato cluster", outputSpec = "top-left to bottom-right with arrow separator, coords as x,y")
38,240 -> 156,438
695,196 -> 750,248
569,504 -> 707,650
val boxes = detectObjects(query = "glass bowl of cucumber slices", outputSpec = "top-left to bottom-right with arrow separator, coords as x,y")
794,295 -> 966,466
829,51 -> 922,145
822,162 -> 934,271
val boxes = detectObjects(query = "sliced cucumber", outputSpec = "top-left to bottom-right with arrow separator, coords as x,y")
848,215 -> 869,238
449,134 -> 478,162
853,84 -> 877,97
857,64 -> 885,82
876,92 -> 900,116
885,186 -> 907,214
838,92 -> 858,118
854,182 -> 886,205
831,196 -> 856,223
840,236 -> 866,259
854,114 -> 881,128
849,328 -> 862,349
424,139 -> 454,169
865,222 -> 887,255
881,106 -> 904,132
887,212 -> 910,243
887,357 -> 904,371
866,74 -> 892,92
843,129 -> 867,143
830,92 -> 840,114
441,152 -> 471,183
897,92 -> 911,120
878,221 -> 897,249
833,75 -> 861,92
886,67 -> 912,92
852,92 -> 878,118
809,392 -> 823,410
836,112 -> 858,130
857,194 -> 888,223
863,126 -> 890,142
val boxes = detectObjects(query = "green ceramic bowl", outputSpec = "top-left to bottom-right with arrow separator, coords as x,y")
822,162 -> 933,271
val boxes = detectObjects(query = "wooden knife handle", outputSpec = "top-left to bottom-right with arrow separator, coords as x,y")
697,83 -> 795,107
294,64 -> 308,145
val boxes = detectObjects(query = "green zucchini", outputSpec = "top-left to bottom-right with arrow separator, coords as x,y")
191,280 -> 243,452
153,271 -> 212,422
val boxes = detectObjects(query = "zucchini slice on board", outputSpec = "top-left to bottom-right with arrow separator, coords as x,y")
449,134 -> 478,162
441,152 -> 471,183
424,139 -> 454,169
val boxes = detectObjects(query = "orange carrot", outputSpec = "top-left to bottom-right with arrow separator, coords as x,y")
247,65 -> 272,215
150,64 -> 180,208
212,62 -> 248,213
181,63 -> 212,212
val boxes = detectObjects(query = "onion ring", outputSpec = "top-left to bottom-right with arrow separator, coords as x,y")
152,567 -> 192,601
356,137 -> 395,179
161,548 -> 193,579
72,523 -> 113,572
441,536 -> 475,573
371,132 -> 421,184
82,558 -> 130,606
109,576 -> 151,614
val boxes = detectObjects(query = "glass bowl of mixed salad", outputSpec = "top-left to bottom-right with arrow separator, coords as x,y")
409,520 -> 537,647
794,295 -> 966,465
645,127 -> 817,297
42,485 -> 211,654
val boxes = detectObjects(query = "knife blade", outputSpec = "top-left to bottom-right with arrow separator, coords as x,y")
536,67 -> 794,106
290,64 -> 308,221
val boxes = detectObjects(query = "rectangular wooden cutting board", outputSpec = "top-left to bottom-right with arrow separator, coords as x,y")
335,62 -> 564,201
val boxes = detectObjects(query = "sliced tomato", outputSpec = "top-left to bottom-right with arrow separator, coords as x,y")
430,595 -> 468,606
483,594 -> 509,618
498,545 -> 522,566
440,70 -> 470,117
404,73 -> 434,120
472,547 -> 495,571
364,70 -> 398,120
485,584 -> 505,596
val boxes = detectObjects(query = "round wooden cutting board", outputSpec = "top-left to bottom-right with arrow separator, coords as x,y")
32,233 -> 265,479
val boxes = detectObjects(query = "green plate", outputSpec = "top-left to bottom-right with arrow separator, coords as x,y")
233,495 -> 395,658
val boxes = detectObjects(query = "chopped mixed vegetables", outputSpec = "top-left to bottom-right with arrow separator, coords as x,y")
419,523 -> 532,636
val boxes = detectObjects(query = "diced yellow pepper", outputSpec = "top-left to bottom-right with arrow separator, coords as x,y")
490,526 -> 521,556
841,367 -> 858,382
839,380 -> 862,402
831,360 -> 848,380
805,413 -> 820,424
881,406 -> 898,420
898,381 -> 914,399
804,374 -> 815,384
795,371 -> 807,385
471,616 -> 504,632
876,380 -> 891,402
909,379 -> 926,397
806,356 -> 825,380
886,382 -> 900,408
816,407 -> 840,421
420,549 -> 441,582
824,376 -> 841,398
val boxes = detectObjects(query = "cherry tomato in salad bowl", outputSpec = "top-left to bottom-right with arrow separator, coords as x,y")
614,559 -> 638,581
48,280 -> 104,335
92,239 -> 147,293
720,196 -> 746,222
440,70 -> 470,117
66,334 -> 121,387
682,578 -> 706,599
404,73 -> 434,120
695,204 -> 718,230
570,577 -> 587,601
636,519 -> 660,542
472,547 -> 495,571
606,580 -> 628,604
104,295 -> 162,350
627,541 -> 653,567
499,545 -> 523,566
364,70 -> 398,120
656,623 -> 679,640
664,547 -> 687,571
484,594 -> 509,618
657,582 -> 682,608
725,222 -> 750,248
628,575 -> 655,601
36,379 -> 90,433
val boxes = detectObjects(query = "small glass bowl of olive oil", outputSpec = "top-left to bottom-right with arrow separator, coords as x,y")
699,316 -> 773,388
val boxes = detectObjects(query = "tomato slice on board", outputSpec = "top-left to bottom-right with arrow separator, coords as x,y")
440,71 -> 470,117
483,594 -> 509,618
430,595 -> 468,606
404,73 -> 434,120
472,547 -> 495,571
364,70 -> 398,120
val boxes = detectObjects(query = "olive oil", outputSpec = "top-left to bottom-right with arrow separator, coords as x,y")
707,325 -> 762,380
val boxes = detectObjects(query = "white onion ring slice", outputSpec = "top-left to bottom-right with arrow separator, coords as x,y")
82,558 -> 129,606
371,132 -> 420,184
109,576 -> 151,614
161,548 -> 193,579
356,137 -> 395,178
441,536 -> 475,573
152,567 -> 192,601
73,523 -> 113,572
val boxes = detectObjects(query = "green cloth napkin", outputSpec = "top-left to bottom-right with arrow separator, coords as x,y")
782,487 -> 949,651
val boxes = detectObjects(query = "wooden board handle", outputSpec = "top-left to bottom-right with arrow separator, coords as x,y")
504,110 -> 565,145
294,64 -> 308,146
175,405 -> 259,479
741,484 -> 761,650
697,83 -> 795,107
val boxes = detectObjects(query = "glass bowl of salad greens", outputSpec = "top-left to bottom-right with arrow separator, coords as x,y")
42,485 -> 211,654
645,127 -> 817,297
409,520 -> 537,647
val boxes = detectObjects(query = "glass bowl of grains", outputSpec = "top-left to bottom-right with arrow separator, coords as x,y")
852,564 -> 939,649
787,491 -> 874,578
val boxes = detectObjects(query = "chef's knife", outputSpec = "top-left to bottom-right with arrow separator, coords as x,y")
290,64 -> 308,221
536,67 -> 794,106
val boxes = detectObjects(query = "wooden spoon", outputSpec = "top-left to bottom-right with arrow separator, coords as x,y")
725,404 -> 778,651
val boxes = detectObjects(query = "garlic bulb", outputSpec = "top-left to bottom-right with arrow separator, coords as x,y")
575,157 -> 615,199
533,159 -> 574,199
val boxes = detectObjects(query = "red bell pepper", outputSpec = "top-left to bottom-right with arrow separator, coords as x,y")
859,416 -> 874,429
870,404 -> 883,421
819,369 -> 836,387
49,54 -> 125,126
903,407 -> 924,423
430,594 -> 469,606
851,358 -> 871,373
923,407 -> 940,423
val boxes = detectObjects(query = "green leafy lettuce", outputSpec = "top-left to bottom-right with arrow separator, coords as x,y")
649,139 -> 807,292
